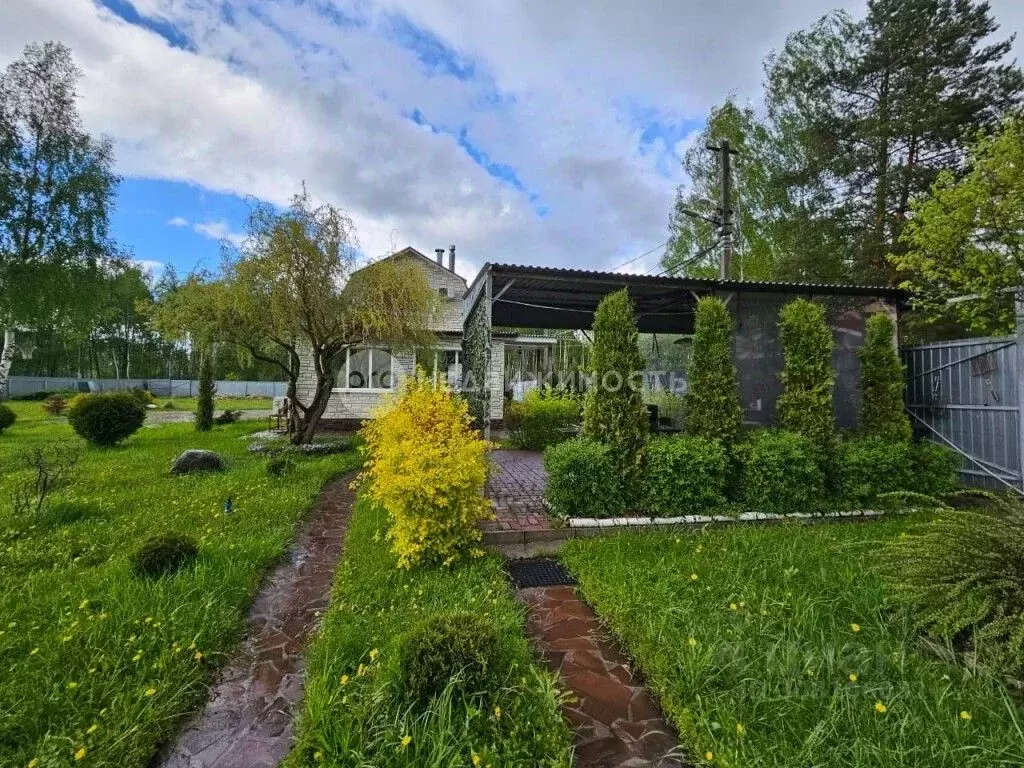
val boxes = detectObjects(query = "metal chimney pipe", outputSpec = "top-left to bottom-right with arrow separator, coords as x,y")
448,244 -> 456,272
434,248 -> 444,265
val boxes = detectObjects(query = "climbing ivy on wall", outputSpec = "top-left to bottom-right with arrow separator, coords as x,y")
461,294 -> 490,428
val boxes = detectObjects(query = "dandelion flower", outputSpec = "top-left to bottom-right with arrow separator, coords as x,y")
340,675 -> 350,685
369,648 -> 380,662
729,603 -> 738,611
75,747 -> 87,760
193,651 -> 204,662
87,724 -> 98,735
960,711 -> 972,721
690,573 -> 699,581
145,688 -> 157,697
688,637 -> 698,648
705,751 -> 714,762
874,701 -> 887,714
313,751 -> 324,762
736,723 -> 745,735
494,705 -> 502,718
472,754 -> 481,766
400,735 -> 412,748
851,623 -> 861,633
849,673 -> 858,683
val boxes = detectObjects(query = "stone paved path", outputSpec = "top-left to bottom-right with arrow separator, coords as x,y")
484,450 -> 552,532
158,474 -> 356,768
519,586 -> 685,768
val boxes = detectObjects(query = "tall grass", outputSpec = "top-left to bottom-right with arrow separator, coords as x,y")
0,402 -> 359,767
563,519 -> 1024,767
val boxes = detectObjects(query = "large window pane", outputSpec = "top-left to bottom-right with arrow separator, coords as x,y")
371,349 -> 393,389
441,350 -> 461,389
348,348 -> 370,388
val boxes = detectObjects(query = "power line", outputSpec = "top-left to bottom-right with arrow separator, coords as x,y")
610,239 -> 671,272
652,239 -> 723,278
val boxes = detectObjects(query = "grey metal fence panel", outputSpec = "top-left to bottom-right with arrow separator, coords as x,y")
902,337 -> 1022,492
6,376 -> 286,399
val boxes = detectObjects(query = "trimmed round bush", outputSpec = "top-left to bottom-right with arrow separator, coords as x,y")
643,435 -> 728,516
838,438 -> 915,506
0,404 -> 16,434
544,437 -> 625,518
912,441 -> 960,496
396,612 -> 513,705
67,392 -> 145,446
735,429 -> 824,515
128,387 -> 156,406
41,393 -> 68,416
266,455 -> 295,477
131,533 -> 198,578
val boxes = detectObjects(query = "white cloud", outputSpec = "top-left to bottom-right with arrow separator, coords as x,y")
134,258 -> 165,279
2,0 -> 1021,279
166,215 -> 189,227
192,220 -> 245,246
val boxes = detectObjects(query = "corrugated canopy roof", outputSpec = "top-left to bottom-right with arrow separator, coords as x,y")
474,263 -> 906,333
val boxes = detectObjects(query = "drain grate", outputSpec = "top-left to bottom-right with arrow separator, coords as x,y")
505,558 -> 577,588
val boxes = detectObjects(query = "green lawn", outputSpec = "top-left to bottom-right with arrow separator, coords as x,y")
0,402 -> 359,767
285,496 -> 573,768
154,396 -> 273,411
562,519 -> 1024,768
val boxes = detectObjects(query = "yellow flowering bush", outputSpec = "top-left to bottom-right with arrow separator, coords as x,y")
361,372 -> 493,568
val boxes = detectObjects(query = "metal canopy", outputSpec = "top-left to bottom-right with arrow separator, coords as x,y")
468,263 -> 907,334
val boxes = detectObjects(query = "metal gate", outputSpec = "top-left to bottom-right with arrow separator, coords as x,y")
902,336 -> 1024,493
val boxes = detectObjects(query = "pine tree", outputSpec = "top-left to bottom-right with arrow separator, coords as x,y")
776,299 -> 835,450
195,348 -> 215,432
581,290 -> 648,470
859,313 -> 912,440
683,297 -> 743,445
764,0 -> 1024,280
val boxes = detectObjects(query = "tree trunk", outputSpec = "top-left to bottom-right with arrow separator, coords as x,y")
293,347 -> 338,444
0,328 -> 17,400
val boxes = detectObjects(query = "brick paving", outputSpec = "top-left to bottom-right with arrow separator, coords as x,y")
519,586 -> 685,768
158,474 -> 356,768
484,449 -> 553,532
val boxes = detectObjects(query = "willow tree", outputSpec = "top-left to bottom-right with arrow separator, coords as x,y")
233,190 -> 438,442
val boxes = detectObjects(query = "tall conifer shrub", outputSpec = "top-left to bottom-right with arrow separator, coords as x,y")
777,299 -> 835,450
683,297 -> 743,445
859,313 -> 911,441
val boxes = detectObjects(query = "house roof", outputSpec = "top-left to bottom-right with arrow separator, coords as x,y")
389,246 -> 468,287
466,263 -> 907,334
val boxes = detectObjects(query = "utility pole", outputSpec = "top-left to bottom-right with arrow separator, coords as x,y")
707,140 -> 739,279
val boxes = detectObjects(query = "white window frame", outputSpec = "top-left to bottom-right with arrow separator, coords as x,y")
332,347 -> 396,392
418,347 -> 461,387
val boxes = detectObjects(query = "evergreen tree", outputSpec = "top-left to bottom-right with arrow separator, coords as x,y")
859,313 -> 912,440
777,299 -> 836,450
582,290 -> 649,471
765,0 -> 1023,280
683,297 -> 743,444
196,348 -> 215,432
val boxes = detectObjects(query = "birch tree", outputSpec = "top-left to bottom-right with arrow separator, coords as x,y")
0,42 -> 117,395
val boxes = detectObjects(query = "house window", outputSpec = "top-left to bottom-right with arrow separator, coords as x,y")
438,287 -> 448,297
335,348 -> 394,390
415,348 -> 461,388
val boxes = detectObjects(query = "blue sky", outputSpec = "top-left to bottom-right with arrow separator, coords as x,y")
5,0 -> 1021,282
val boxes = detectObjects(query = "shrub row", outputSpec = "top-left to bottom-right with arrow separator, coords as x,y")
544,431 -> 959,518
505,389 -> 580,450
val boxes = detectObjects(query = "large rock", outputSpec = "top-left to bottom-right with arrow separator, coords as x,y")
171,449 -> 224,475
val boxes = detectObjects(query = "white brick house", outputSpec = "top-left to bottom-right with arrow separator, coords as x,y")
295,246 -> 545,429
